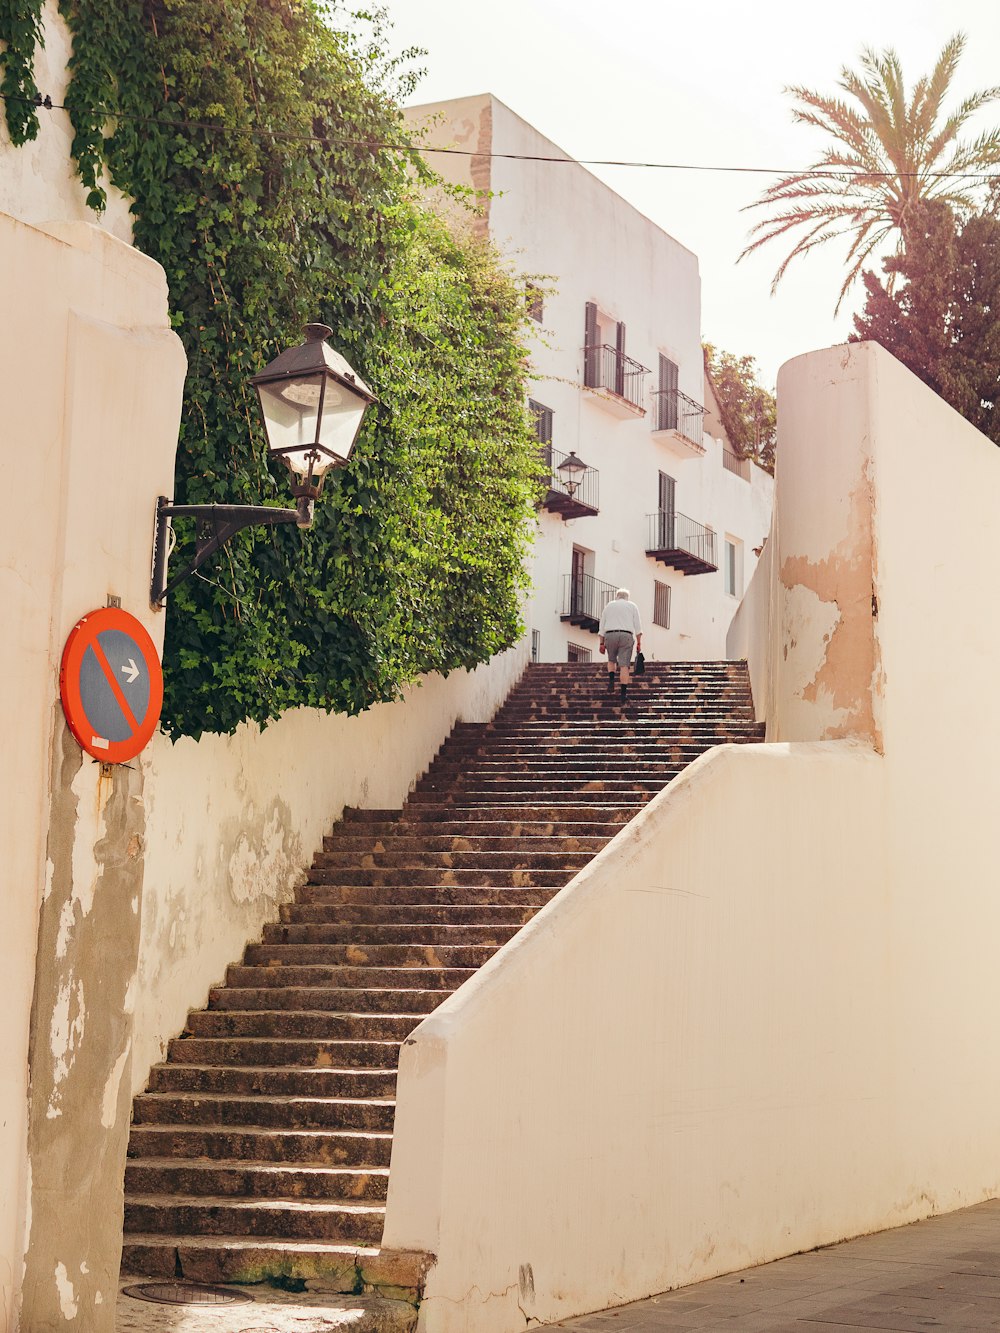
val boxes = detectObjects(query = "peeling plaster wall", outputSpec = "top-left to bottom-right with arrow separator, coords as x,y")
132,645 -> 528,1094
387,343 -> 1000,1330
0,212 -> 184,1330
0,1 -> 133,241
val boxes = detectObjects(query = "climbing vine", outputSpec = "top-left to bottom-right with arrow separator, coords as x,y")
0,0 -> 45,143
3,0 -> 539,736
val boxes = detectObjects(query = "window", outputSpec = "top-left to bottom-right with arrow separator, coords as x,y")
528,399 -> 553,446
526,284 -> 544,322
531,629 -> 541,662
724,537 -> 743,597
567,643 -> 592,663
653,581 -> 671,629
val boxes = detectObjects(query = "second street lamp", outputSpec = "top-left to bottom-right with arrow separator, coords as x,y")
150,324 -> 375,607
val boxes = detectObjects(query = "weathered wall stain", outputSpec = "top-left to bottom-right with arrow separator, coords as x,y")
22,720 -> 147,1330
779,467 -> 882,749
471,102 -> 493,236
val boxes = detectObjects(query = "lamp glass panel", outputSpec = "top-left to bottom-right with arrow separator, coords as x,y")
257,373 -> 327,476
315,373 -> 368,465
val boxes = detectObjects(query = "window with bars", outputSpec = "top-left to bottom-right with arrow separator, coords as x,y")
653,580 -> 671,629
567,642 -> 592,663
531,629 -> 541,662
526,284 -> 544,322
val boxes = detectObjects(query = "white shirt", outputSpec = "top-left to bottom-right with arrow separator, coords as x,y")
599,598 -> 642,636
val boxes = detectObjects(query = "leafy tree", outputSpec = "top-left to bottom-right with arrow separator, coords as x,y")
852,199 -> 1000,444
740,34 -> 1000,311
0,0 -> 542,737
704,344 -> 776,472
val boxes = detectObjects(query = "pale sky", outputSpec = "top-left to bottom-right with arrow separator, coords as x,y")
366,0 -> 1000,388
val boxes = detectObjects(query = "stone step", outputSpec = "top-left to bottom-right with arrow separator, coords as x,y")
209,983 -> 454,1012
119,1234 -> 427,1301
133,1091 -> 396,1132
243,942 -> 502,969
127,1123 -> 394,1166
125,1158 -> 390,1201
321,834 -> 609,854
224,963 -> 470,990
340,806 -> 635,827
312,849 -> 592,871
167,1037 -> 407,1068
262,922 -> 523,946
294,883 -> 557,906
303,866 -> 575,888
185,1010 -> 424,1043
125,1194 -> 385,1243
148,1063 -> 398,1098
280,903 -> 542,927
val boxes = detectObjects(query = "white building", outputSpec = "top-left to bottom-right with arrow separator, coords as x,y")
405,93 -> 773,663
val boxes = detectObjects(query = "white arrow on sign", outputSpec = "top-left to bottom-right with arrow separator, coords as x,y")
121,658 -> 140,684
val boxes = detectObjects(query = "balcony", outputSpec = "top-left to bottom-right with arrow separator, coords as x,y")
722,446 -> 751,481
539,445 -> 599,520
560,572 -> 617,634
650,388 -> 706,458
582,344 -> 649,417
645,511 -> 717,575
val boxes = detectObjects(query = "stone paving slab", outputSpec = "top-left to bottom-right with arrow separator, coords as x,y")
545,1198 -> 1000,1330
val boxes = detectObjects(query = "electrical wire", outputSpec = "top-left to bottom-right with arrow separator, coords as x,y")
4,90 -> 1000,180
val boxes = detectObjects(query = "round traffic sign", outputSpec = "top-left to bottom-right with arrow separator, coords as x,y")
59,608 -> 164,763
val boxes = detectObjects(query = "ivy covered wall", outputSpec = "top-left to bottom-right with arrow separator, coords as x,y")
0,0 -> 539,737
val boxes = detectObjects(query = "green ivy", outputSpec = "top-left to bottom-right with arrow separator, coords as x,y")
0,0 -> 45,143
14,0 -> 539,737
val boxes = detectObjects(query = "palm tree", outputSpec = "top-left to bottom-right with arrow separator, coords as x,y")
740,35 -> 1000,311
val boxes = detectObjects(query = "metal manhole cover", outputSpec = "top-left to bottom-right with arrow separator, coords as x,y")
122,1281 -> 254,1306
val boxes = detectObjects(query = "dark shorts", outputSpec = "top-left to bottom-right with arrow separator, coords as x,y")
604,630 -> 634,668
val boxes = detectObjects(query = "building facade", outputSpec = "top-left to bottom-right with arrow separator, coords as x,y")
405,93 -> 773,663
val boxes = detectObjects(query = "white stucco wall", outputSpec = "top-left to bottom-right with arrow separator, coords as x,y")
0,1 -> 133,241
405,94 -> 773,664
133,645 -> 528,1089
0,213 -> 184,1328
384,343 -> 1000,1330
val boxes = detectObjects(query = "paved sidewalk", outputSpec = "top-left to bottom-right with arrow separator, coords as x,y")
546,1198 -> 1000,1330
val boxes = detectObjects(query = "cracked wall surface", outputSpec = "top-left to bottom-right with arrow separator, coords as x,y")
22,725 -> 146,1328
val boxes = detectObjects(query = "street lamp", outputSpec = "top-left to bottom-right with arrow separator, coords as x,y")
556,450 -> 588,499
150,324 -> 375,607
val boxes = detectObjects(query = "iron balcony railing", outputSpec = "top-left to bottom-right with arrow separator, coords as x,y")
646,510 -> 717,567
582,343 -> 649,410
539,444 -> 599,513
722,446 -> 751,481
650,388 -> 705,445
560,572 -> 618,630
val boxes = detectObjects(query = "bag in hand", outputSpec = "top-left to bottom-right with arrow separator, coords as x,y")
634,651 -> 646,675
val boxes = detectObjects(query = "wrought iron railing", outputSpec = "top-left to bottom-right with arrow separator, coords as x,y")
582,344 -> 649,409
561,572 -> 618,626
722,446 -> 751,480
539,444 -> 599,512
650,388 -> 705,445
646,510 -> 716,566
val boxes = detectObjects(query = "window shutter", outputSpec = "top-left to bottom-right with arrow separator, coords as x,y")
659,355 -> 679,430
615,321 -> 626,397
584,302 -> 599,387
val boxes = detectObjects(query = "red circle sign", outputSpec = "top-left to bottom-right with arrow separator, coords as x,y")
59,608 -> 164,763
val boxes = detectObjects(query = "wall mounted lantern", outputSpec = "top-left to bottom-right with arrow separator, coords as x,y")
556,450 -> 588,499
150,324 -> 375,607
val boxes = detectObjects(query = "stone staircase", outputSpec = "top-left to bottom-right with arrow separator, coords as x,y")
119,660 -> 762,1305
